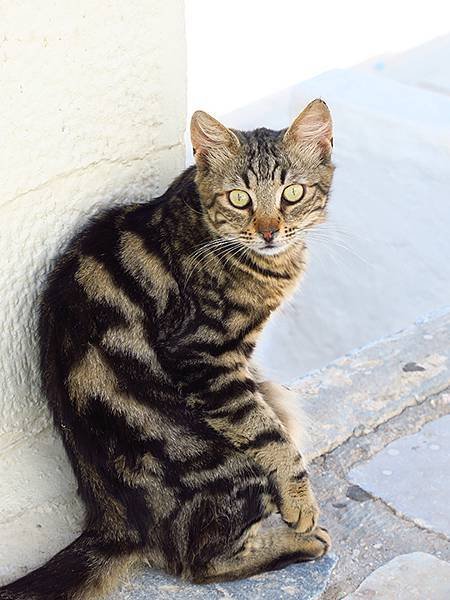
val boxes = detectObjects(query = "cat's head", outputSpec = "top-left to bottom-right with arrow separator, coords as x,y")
191,100 -> 334,256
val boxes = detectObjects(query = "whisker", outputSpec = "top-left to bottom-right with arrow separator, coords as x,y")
292,227 -> 374,269
184,238 -> 242,286
184,236 -> 240,275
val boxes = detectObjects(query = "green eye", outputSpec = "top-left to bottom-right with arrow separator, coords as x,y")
228,189 -> 251,208
282,184 -> 305,204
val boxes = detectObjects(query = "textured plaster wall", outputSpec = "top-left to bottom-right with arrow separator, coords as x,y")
0,1 -> 186,581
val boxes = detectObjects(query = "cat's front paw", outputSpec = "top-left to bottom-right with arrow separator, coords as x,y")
280,478 -> 320,534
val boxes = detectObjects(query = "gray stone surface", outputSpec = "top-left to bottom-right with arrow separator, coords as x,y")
344,552 -> 450,599
308,388 -> 450,599
348,415 -> 450,537
114,555 -> 337,599
292,307 -> 450,461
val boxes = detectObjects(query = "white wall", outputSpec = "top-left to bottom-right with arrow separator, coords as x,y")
0,0 -> 186,582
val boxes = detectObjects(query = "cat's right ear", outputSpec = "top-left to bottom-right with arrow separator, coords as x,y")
283,99 -> 333,160
190,111 -> 240,167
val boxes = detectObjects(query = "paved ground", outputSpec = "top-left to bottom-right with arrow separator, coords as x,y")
349,415 -> 450,538
115,555 -> 337,599
313,387 -> 450,599
345,553 -> 450,600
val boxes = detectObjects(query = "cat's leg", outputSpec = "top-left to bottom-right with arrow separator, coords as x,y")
257,380 -> 306,453
249,363 -> 306,452
196,370 -> 320,534
193,525 -> 330,583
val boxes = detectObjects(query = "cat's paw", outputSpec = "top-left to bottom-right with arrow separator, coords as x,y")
303,526 -> 331,558
313,526 -> 331,550
280,479 -> 320,534
295,494 -> 320,534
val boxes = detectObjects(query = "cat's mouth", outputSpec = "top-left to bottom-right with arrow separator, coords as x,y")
256,242 -> 288,256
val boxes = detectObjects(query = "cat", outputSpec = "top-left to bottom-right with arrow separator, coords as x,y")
0,98 -> 334,599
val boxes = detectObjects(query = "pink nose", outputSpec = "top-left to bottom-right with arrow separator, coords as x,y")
261,229 -> 277,243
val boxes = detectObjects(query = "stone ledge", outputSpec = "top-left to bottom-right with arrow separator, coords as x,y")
348,414 -> 450,539
114,555 -> 337,600
344,552 -> 450,599
293,306 -> 450,460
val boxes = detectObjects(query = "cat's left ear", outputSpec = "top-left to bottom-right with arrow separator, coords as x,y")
284,99 -> 333,159
191,111 -> 240,167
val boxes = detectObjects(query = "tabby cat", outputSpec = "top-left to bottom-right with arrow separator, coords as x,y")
0,99 -> 334,599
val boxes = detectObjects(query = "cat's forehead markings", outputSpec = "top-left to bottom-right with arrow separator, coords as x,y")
243,165 -> 258,188
271,162 -> 282,182
242,135 -> 284,187
241,170 -> 250,189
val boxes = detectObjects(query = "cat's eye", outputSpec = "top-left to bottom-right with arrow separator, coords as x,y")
228,189 -> 251,209
282,184 -> 305,204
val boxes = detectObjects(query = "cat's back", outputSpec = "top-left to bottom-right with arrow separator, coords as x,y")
39,200 -> 153,324
37,197 -> 175,410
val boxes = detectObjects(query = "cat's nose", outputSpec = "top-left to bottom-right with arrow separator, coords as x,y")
259,227 -> 278,243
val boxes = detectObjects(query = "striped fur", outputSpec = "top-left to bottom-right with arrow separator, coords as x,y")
0,100 -> 334,599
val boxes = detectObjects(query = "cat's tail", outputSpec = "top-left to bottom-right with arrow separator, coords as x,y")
0,531 -> 137,600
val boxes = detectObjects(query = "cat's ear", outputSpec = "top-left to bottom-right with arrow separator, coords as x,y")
284,99 -> 333,159
191,111 -> 240,166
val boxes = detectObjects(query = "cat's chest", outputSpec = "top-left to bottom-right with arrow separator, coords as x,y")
206,274 -> 296,341
227,269 -> 299,313
165,253 -> 304,357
